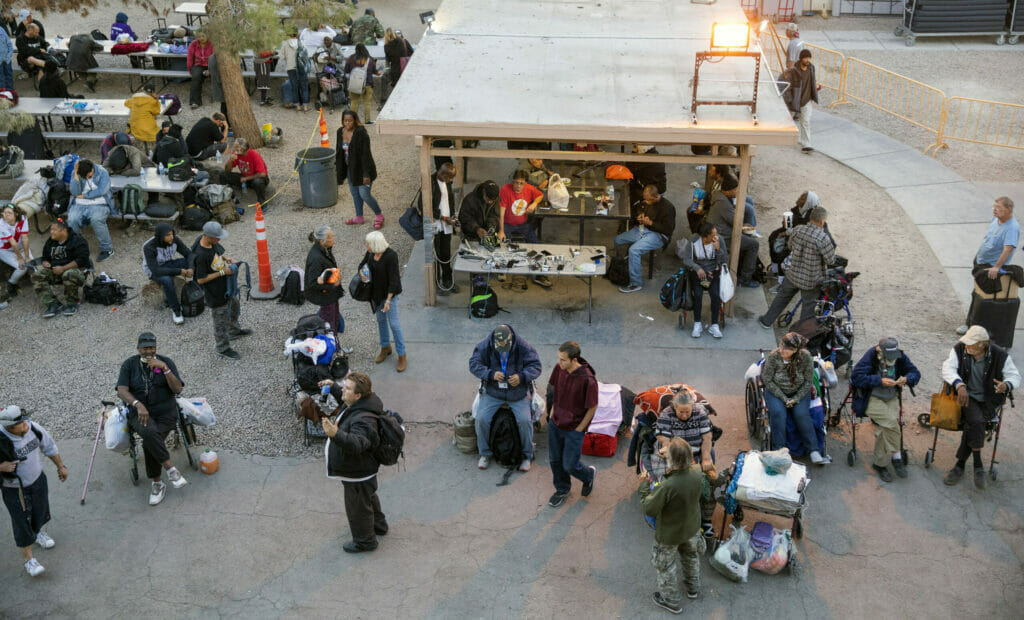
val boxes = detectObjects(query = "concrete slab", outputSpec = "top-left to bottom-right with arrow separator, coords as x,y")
974,182 -> 1024,202
838,149 -> 965,189
812,125 -> 913,160
886,182 -> 993,225
947,265 -> 975,312
820,30 -> 888,50
918,223 -> 990,268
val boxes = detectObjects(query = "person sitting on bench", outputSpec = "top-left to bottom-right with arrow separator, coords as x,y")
67,159 -> 116,262
613,185 -> 676,294
14,23 -> 47,86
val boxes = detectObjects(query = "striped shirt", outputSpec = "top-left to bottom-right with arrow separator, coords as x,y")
655,405 -> 712,456
786,223 -> 835,290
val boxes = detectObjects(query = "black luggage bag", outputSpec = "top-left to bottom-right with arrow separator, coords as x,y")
967,291 -> 1019,348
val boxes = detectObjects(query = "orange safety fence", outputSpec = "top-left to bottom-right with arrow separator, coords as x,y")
832,57 -> 946,136
927,97 -> 1024,155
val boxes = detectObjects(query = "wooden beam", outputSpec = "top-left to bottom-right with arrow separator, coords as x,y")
419,136 -> 436,306
425,147 -> 743,166
726,145 -> 752,317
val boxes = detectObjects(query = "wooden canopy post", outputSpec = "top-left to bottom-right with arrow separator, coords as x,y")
419,135 -> 436,306
726,144 -> 752,316
454,139 -> 466,193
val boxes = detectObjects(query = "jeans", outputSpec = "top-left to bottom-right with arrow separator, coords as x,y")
287,69 -> 308,105
375,295 -> 405,355
0,61 -> 12,90
687,268 -> 721,325
194,142 -> 227,161
743,195 -> 756,227
475,392 -> 534,459
151,257 -> 188,312
764,390 -> 817,453
613,226 -> 665,288
348,180 -> 381,217
548,423 -> 593,495
67,201 -> 113,253
504,222 -> 538,243
761,276 -> 820,325
189,64 -> 207,106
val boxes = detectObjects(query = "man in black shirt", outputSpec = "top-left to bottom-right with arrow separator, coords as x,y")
116,332 -> 188,506
31,220 -> 91,318
613,185 -> 676,293
193,221 -> 251,359
185,112 -> 229,161
14,22 -> 48,85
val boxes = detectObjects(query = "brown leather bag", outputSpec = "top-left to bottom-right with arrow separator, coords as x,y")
929,384 -> 962,431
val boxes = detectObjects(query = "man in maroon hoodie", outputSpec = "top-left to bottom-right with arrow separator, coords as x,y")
545,341 -> 599,507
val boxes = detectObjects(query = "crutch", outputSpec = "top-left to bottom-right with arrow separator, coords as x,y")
80,401 -> 110,505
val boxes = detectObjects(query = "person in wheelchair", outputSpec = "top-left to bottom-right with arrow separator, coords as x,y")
850,337 -> 921,482
763,332 -> 829,465
940,326 -> 1019,490
116,332 -> 188,506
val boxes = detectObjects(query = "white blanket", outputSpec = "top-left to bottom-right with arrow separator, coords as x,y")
736,451 -> 807,505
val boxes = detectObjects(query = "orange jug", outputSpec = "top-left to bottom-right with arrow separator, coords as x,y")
199,449 -> 219,474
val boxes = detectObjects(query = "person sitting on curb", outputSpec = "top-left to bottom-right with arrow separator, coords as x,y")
850,337 -> 921,482
31,220 -> 91,318
67,159 -> 116,263
614,185 -> 676,294
639,438 -> 704,613
940,326 -> 1019,490
0,405 -> 69,578
142,223 -> 193,325
116,332 -> 188,506
470,324 -> 543,472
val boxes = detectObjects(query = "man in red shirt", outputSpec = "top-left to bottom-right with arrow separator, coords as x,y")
499,170 -> 551,287
545,341 -> 599,507
224,138 -> 270,205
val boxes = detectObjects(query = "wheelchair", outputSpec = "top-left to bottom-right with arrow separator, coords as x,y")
745,351 -> 833,458
119,400 -> 198,486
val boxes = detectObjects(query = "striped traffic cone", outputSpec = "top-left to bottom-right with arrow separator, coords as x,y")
319,110 -> 330,148
250,203 -> 280,300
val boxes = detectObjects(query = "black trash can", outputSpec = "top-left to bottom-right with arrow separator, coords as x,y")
295,147 -> 338,209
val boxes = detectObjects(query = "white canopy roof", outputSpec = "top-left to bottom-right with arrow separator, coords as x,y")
377,0 -> 798,146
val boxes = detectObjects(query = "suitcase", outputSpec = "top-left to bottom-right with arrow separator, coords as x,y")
967,292 -> 1019,348
581,432 -> 617,457
973,273 -> 1019,300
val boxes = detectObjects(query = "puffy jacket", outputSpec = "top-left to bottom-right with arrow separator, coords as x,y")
69,164 -> 115,212
325,392 -> 383,479
124,93 -> 161,142
304,242 -> 343,306
849,347 -> 921,417
469,325 -> 542,402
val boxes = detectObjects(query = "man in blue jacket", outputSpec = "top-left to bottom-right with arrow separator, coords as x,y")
470,324 -> 542,472
67,159 -> 116,262
850,337 -> 920,482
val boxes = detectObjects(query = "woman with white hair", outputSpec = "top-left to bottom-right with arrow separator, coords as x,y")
358,231 -> 406,371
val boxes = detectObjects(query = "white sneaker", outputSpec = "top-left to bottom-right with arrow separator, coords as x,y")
708,324 -> 723,339
24,557 -> 44,577
149,481 -> 166,505
167,468 -> 188,489
477,455 -> 491,470
172,310 -> 184,325
809,451 -> 829,465
35,531 -> 55,549
519,459 -> 532,472
691,322 -> 703,338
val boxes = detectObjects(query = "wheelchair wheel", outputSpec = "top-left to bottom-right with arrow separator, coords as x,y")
776,311 -> 792,328
923,450 -> 933,468
744,380 -> 759,438
846,449 -> 856,466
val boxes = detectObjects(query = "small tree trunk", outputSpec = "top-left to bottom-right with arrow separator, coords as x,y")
217,50 -> 263,148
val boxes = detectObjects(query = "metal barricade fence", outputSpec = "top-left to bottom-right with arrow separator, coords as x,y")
805,43 -> 846,101
834,57 -> 946,136
928,97 -> 1024,155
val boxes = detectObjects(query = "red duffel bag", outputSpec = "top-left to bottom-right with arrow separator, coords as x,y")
582,432 -> 617,457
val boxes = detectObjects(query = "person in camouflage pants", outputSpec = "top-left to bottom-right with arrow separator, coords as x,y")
651,534 -> 705,608
32,267 -> 85,304
30,221 -> 92,318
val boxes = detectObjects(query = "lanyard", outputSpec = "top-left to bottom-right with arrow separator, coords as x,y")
499,352 -> 509,377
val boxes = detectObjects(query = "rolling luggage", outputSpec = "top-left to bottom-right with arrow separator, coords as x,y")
967,289 -> 1019,348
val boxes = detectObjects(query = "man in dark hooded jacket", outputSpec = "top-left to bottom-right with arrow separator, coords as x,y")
321,372 -> 388,553
458,181 -> 501,243
142,223 -> 192,324
469,324 -> 543,472
67,32 -> 102,92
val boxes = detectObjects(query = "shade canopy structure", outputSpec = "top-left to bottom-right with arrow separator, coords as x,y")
375,0 -> 799,304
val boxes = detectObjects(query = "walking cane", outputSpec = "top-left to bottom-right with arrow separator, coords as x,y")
989,391 -> 1013,482
81,403 -> 108,505
897,386 -> 915,463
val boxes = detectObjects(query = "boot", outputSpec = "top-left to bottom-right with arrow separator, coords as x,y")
375,346 -> 392,363
396,354 -> 407,372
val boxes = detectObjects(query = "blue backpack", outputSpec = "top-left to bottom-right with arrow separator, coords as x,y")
53,153 -> 80,185
659,268 -> 690,312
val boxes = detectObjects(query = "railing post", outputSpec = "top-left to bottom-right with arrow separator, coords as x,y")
926,97 -> 951,156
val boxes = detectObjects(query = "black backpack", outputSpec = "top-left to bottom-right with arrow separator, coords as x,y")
278,270 -> 303,305
659,268 -> 690,312
488,405 -> 524,469
180,280 -> 205,317
45,178 -> 71,218
181,204 -> 211,231
372,410 -> 406,466
154,135 -> 184,166
469,274 -> 499,318
166,157 -> 195,182
605,256 -> 630,286
91,29 -> 108,41
83,273 -> 131,305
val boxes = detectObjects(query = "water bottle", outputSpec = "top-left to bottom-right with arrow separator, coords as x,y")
360,263 -> 371,283
606,184 -> 615,201
215,149 -> 222,164
158,162 -> 165,175
321,384 -> 331,396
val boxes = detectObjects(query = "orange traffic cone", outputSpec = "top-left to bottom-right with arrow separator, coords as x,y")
319,110 -> 330,148
250,203 -> 280,300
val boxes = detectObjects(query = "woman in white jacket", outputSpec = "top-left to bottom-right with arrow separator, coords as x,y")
278,29 -> 310,111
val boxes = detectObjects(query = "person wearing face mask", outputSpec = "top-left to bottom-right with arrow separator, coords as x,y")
116,332 -> 188,506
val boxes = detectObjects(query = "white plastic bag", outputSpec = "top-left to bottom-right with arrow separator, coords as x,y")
709,524 -> 753,582
751,529 -> 791,574
104,405 -> 130,452
530,381 -> 546,422
719,265 -> 735,303
177,397 -> 216,427
547,174 -> 570,211
471,389 -> 481,419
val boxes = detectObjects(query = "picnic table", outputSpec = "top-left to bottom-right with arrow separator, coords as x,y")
175,2 -> 292,27
535,161 -> 633,245
17,97 -> 175,132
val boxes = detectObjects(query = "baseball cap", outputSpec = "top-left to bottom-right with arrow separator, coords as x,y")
959,325 -> 990,346
202,220 -> 229,239
137,332 -> 157,348
786,23 -> 798,34
878,337 -> 900,361
0,405 -> 29,428
493,325 -> 513,353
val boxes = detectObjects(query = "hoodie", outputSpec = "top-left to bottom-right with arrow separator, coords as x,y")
142,223 -> 191,278
124,92 -> 161,142
42,229 -> 92,270
325,392 -> 383,480
548,356 -> 599,430
110,12 -> 136,41
469,326 -> 543,402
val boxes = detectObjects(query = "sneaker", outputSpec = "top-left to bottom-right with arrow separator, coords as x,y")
24,557 -> 44,577
35,531 -> 55,549
340,345 -> 355,355
581,465 -> 597,497
708,324 -> 723,339
652,592 -> 683,614
757,316 -> 772,329
149,481 -> 166,505
548,491 -> 568,507
687,590 -> 699,600
230,328 -> 253,338
519,459 -> 532,472
873,464 -> 893,483
691,321 -> 703,338
809,451 -> 828,465
477,455 -> 491,470
974,467 -> 986,490
801,147 -> 815,154
168,468 -> 188,489
343,540 -> 378,553
97,249 -> 114,262
345,216 -> 365,225
43,302 -> 61,318
750,230 -> 763,239
892,458 -> 908,479
739,279 -> 761,288
373,214 -> 385,229
943,465 -> 964,486
172,310 -> 184,325
62,303 -> 78,316
955,324 -> 969,336
218,348 -> 241,360
619,284 -> 642,293
189,103 -> 200,110
532,275 -> 553,289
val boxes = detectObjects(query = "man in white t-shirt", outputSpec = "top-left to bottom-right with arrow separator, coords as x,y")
421,162 -> 459,295
958,196 -> 1021,335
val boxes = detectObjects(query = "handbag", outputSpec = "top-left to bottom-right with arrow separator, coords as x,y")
547,173 -> 570,211
929,384 -> 962,431
399,204 -> 424,240
719,265 -> 735,303
348,272 -> 372,302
